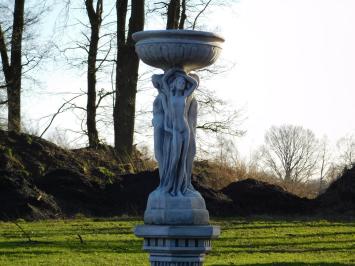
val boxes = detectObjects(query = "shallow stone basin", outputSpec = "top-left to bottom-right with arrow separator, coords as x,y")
132,30 -> 224,72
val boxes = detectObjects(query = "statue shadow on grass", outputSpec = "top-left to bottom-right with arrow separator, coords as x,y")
212,263 -> 351,266
0,238 -> 142,258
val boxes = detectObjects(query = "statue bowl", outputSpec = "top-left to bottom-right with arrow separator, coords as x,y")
132,30 -> 224,72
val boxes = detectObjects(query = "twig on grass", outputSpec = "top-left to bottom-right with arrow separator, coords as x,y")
12,220 -> 33,243
77,233 -> 84,244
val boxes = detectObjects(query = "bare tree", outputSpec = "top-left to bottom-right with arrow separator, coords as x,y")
113,0 -> 145,161
0,0 -> 52,132
318,136 -> 333,191
149,0 -> 229,30
0,0 -> 25,132
53,0 -> 117,146
162,0 -> 245,139
261,125 -> 319,183
50,0 -> 241,157
337,134 -> 355,168
85,0 -> 103,148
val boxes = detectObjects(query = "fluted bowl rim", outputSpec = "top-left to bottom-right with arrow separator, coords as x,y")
132,30 -> 224,71
132,29 -> 225,45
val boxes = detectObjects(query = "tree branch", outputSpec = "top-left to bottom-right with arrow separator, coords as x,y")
192,0 -> 213,29
40,93 -> 85,138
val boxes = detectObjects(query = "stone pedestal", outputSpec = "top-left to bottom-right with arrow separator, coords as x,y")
132,29 -> 224,266
144,189 -> 209,225
134,225 -> 220,266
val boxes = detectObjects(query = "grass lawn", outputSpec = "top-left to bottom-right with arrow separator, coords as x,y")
0,217 -> 354,265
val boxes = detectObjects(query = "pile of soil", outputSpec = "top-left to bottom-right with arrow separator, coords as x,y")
192,176 -> 236,216
221,179 -> 312,215
316,166 -> 355,216
0,129 -> 354,220
0,130 -> 136,219
0,170 -> 60,220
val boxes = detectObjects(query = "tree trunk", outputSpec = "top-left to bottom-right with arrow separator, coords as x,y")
7,0 -> 25,132
114,0 -> 144,161
284,171 -> 291,182
178,0 -> 186,29
87,29 -> 100,147
166,0 -> 180,29
0,25 -> 11,113
85,0 -> 102,148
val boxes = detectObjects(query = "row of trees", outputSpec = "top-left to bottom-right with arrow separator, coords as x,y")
0,0 -> 238,162
208,124 -> 354,196
259,125 -> 354,185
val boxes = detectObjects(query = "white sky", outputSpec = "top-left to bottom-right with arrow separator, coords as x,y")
207,0 -> 355,155
22,0 -> 355,156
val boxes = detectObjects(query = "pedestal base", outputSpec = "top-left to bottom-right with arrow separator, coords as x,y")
134,225 -> 220,266
144,189 -> 209,225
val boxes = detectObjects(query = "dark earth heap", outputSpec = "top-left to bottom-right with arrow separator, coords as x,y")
0,130 -> 354,220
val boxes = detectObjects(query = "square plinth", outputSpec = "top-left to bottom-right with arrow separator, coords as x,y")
134,225 -> 220,266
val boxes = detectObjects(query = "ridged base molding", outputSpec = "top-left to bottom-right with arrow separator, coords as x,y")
134,225 -> 220,266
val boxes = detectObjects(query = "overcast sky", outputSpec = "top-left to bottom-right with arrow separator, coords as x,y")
23,0 -> 355,157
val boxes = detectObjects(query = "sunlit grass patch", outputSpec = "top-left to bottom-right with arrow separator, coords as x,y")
0,217 -> 354,265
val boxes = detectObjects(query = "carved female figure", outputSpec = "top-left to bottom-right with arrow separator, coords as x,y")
152,69 -> 199,196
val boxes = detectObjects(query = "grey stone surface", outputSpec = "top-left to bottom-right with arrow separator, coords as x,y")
133,30 -> 223,265
150,69 -> 199,197
144,189 -> 209,225
134,225 -> 220,266
132,30 -> 224,72
132,30 -> 224,226
135,225 -> 220,238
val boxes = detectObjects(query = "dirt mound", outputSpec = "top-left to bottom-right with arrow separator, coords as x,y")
192,176 -> 236,216
1,129 -> 354,220
221,179 -> 312,215
104,170 -> 236,216
316,165 -> 355,215
35,168 -> 108,216
104,170 -> 159,215
0,129 -> 242,219
0,130 -> 84,178
0,170 -> 60,220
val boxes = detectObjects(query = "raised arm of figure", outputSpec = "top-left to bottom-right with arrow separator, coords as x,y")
152,74 -> 162,89
189,73 -> 200,87
182,74 -> 199,97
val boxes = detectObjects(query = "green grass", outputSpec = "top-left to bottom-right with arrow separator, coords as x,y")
0,217 -> 355,265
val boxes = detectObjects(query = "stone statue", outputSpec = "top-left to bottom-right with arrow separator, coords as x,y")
152,68 -> 199,196
133,29 -> 224,265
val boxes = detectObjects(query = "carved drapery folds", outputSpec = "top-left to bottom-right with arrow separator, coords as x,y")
152,68 -> 200,196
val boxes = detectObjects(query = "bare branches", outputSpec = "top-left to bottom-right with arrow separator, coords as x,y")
337,134 -> 355,167
40,93 -> 85,138
85,0 -> 103,26
0,24 -> 11,81
0,83 -> 8,89
0,0 -> 55,132
96,88 -> 115,109
192,0 -> 213,29
261,125 -> 319,183
149,1 -> 169,13
196,110 -> 245,137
